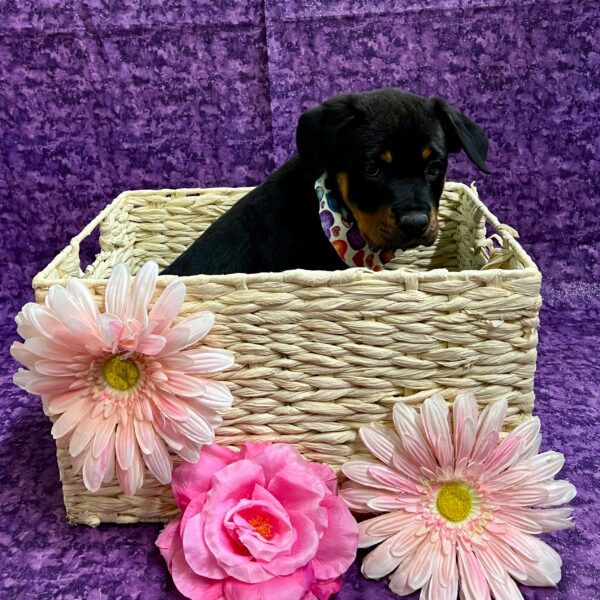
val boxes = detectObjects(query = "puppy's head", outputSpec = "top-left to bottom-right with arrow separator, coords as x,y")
296,89 -> 489,250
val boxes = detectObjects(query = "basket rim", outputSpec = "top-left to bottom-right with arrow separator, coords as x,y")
32,181 -> 541,291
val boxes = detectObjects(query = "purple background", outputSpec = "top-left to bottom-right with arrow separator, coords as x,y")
1,1 -> 598,598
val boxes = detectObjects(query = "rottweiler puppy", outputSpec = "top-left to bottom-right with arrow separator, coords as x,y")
162,89 -> 489,276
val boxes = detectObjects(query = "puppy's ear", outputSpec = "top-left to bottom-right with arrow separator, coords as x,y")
296,94 -> 362,177
433,98 -> 490,174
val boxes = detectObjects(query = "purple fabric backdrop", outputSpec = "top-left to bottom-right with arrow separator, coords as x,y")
1,1 -> 599,598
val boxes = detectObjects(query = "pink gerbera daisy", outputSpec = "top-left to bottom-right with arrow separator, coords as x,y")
12,261 -> 234,495
340,393 -> 576,599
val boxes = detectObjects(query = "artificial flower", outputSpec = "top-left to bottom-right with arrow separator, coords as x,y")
340,393 -> 576,599
12,261 -> 234,495
156,442 -> 358,600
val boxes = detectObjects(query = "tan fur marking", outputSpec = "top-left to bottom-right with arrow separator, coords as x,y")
422,146 -> 432,160
380,150 -> 393,164
429,206 -> 438,229
336,171 -> 395,248
336,172 -> 350,204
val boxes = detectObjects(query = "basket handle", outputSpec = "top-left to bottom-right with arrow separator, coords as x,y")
466,184 -> 522,269
33,194 -> 128,285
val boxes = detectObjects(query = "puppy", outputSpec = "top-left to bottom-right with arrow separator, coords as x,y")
162,89 -> 489,276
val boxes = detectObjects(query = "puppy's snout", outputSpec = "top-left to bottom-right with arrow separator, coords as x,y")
399,211 -> 429,237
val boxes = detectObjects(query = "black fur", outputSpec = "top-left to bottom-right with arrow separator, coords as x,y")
162,89 -> 489,276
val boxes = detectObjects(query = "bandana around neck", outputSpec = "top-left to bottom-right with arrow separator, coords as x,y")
315,172 -> 401,271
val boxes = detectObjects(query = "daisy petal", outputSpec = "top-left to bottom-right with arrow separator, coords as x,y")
69,412 -> 100,457
388,533 -> 435,596
117,447 -> 144,496
46,286 -> 89,334
527,507 -> 574,532
339,481 -> 388,513
493,507 -> 542,534
421,395 -> 453,471
513,538 -> 562,587
405,532 -> 438,590
162,312 -> 215,355
362,510 -> 416,539
103,435 -> 116,483
116,417 -> 136,470
393,402 -> 437,472
475,546 -> 523,600
134,418 -> 156,455
457,543 -> 491,600
174,442 -> 202,464
105,264 -> 131,320
480,435 -> 522,479
92,414 -> 118,458
51,402 -> 93,439
359,423 -> 403,467
144,435 -> 173,484
176,408 -> 215,445
368,464 -> 418,493
508,417 -> 542,462
160,373 -> 206,397
24,336 -> 78,361
515,451 -> 565,485
22,302 -> 64,340
127,261 -> 158,324
83,444 -> 110,492
453,391 -> 479,469
178,348 -> 234,373
66,279 -> 99,324
361,531 -> 406,579
148,279 -> 186,334
199,381 -> 234,410
342,459 -> 396,491
470,398 -> 507,465
155,394 -> 189,421
46,389 -> 89,416
10,342 -> 38,369
367,495 -> 418,512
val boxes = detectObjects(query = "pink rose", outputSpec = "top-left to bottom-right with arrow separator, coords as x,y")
157,442 -> 358,600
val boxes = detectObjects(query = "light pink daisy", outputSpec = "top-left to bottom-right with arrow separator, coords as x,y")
12,261 -> 234,495
340,393 -> 576,600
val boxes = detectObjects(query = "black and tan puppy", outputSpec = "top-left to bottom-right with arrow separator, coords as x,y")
162,89 -> 489,276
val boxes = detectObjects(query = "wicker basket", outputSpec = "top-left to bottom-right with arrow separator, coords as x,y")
32,182 -> 541,525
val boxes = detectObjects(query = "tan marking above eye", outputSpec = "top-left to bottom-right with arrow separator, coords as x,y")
422,147 -> 432,160
380,150 -> 393,164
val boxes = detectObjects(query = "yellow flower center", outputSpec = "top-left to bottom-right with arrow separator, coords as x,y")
248,515 -> 274,540
436,482 -> 473,522
103,356 -> 140,391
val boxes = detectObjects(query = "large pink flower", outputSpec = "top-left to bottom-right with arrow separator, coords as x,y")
156,442 -> 358,600
340,393 -> 576,599
11,261 -> 234,495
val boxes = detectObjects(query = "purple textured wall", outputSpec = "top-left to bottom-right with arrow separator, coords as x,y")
1,1 -> 599,598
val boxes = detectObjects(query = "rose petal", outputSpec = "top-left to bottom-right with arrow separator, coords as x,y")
171,546 -> 224,600
172,444 -> 238,510
311,494 -> 358,580
182,512 -> 229,579
223,565 -> 314,600
156,516 -> 181,566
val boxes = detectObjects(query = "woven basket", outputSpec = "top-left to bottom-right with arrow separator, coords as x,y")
32,182 -> 541,525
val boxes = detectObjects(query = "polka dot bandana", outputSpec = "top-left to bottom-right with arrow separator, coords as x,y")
315,172 -> 401,271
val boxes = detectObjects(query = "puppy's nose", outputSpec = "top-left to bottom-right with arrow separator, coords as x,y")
400,212 -> 429,237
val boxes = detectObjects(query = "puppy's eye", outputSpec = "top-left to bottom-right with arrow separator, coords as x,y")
364,162 -> 380,177
426,161 -> 444,179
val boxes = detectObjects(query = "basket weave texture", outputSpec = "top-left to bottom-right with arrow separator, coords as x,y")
33,182 -> 541,525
